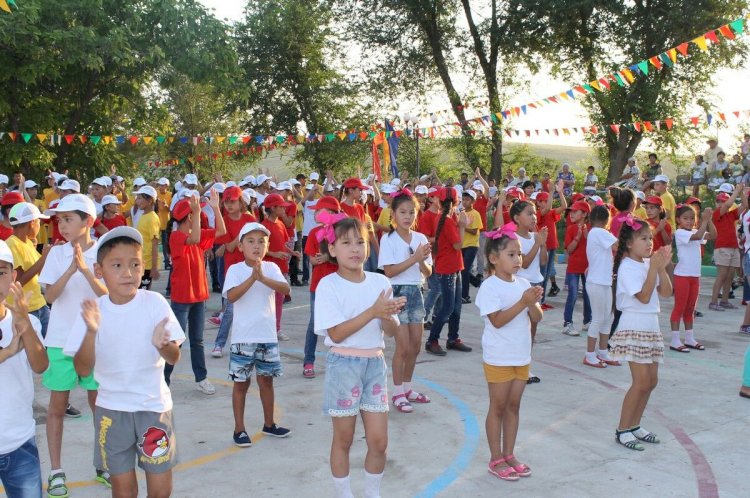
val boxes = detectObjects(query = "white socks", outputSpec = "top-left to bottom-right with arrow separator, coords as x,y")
671,330 -> 683,348
597,349 -> 611,360
332,475 -> 354,498
585,351 -> 599,363
685,329 -> 697,346
393,384 -> 404,396
364,470 -> 384,498
403,381 -> 412,394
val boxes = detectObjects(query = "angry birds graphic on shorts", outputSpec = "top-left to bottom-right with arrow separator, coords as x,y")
139,427 -> 170,458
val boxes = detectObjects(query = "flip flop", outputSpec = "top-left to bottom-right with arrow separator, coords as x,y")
669,345 -> 690,353
526,375 -> 541,384
684,342 -> 705,350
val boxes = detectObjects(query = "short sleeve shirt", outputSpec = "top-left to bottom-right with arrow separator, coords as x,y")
137,211 -> 161,270
461,209 -> 483,248
262,218 -> 291,274
169,229 -> 215,303
564,224 -> 588,274
713,208 -> 739,249
223,261 -> 286,343
378,231 -> 431,285
5,235 -> 46,311
304,226 -> 338,292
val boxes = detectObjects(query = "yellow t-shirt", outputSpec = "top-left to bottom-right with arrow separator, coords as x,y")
659,191 -> 676,229
33,199 -> 48,244
156,191 -> 172,230
295,202 -> 304,232
634,206 -> 647,220
137,211 -> 161,270
121,197 -> 136,226
5,235 -> 46,311
377,206 -> 394,229
462,209 -> 483,248
43,187 -> 58,207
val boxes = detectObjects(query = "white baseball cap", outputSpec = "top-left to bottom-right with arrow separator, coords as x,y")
715,182 -> 734,194
212,182 -> 226,194
463,189 -> 477,200
243,175 -> 255,186
8,202 -> 50,225
414,185 -> 429,195
518,167 -> 526,173
174,181 -> 183,191
268,181 -> 277,190
50,193 -> 97,217
101,194 -> 122,206
183,173 -> 198,185
0,175 -> 9,185
133,177 -> 147,187
92,177 -> 109,187
0,240 -> 14,266
309,172 -> 320,181
46,172 -> 62,181
305,183 -> 314,190
24,179 -> 39,189
59,179 -> 81,192
380,184 -> 397,194
289,179 -> 301,186
634,190 -> 646,201
242,189 -> 257,205
276,181 -> 292,191
390,178 -> 401,186
135,185 -> 157,198
489,186 -> 498,197
158,177 -> 170,186
225,181 -> 237,188
255,174 -> 270,185
472,182 -> 485,193
653,174 -> 670,184
238,221 -> 270,240
96,226 -> 143,258
100,176 -> 113,187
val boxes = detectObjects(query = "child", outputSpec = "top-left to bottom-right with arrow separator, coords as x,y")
134,185 -> 161,290
156,177 -> 173,270
164,192 -> 226,394
425,187 -> 472,356
6,202 -> 52,338
302,196 -> 342,378
584,166 -> 598,188
224,222 -> 292,447
64,226 -> 185,498
261,193 -> 300,340
378,189 -> 433,412
100,194 -> 127,230
709,183 -> 745,311
651,175 -> 675,229
511,200 -> 548,383
38,193 -> 109,495
314,217 -> 405,498
670,205 -> 716,351
562,201 -> 592,337
0,250 -> 48,498
583,205 -> 619,368
610,216 -> 672,451
643,196 -> 672,252
460,190 -> 483,304
536,181 -> 567,305
476,222 -> 542,480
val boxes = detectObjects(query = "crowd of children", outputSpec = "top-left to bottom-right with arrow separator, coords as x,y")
0,151 -> 749,498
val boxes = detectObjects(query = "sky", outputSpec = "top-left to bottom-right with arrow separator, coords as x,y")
198,0 -> 750,151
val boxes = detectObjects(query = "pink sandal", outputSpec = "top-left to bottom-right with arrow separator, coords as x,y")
405,390 -> 431,403
505,454 -> 531,477
488,458 -> 519,481
392,393 -> 413,413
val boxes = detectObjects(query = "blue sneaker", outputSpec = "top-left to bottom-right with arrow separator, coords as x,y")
233,431 -> 252,447
262,424 -> 291,438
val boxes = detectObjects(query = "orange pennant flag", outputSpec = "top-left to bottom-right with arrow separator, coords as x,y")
649,56 -> 663,70
676,42 -> 689,56
143,136 -> 153,144
36,134 -> 47,143
621,69 -> 635,83
719,25 -> 735,40
103,136 -> 112,144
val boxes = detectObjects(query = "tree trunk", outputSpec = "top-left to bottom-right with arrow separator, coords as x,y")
489,130 -> 503,181
606,130 -> 643,185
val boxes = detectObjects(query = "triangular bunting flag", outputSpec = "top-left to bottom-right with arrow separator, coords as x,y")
156,136 -> 166,144
90,135 -> 100,145
676,42 -> 689,56
667,48 -> 677,62
103,136 -> 113,144
228,136 -> 237,144
621,69 -> 635,83
643,121 -> 653,132
610,124 -> 620,134
629,64 -> 641,76
707,114 -> 713,125
649,56 -> 663,70
659,52 -> 673,67
143,136 -> 152,144
589,81 -> 601,92
590,125 -> 599,134
180,137 -> 188,144
718,25 -> 735,40
598,78 -> 611,90
168,137 -> 175,143
718,112 -> 726,121
36,133 -> 47,143
729,18 -> 745,35
21,133 -> 32,143
63,134 -> 74,144
0,1 -> 11,13
79,135 -> 87,144
128,136 -> 138,145
655,121 -> 661,130
734,111 -> 741,118
690,116 -> 700,126
574,85 -> 587,95
633,122 -> 642,133
693,36 -> 708,51
665,118 -> 674,130
613,73 -> 625,86
704,30 -> 719,45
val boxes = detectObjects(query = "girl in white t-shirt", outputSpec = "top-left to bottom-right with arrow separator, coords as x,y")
583,205 -> 619,368
314,217 -> 405,498
610,216 -> 672,451
476,222 -> 542,481
510,200 -> 547,384
378,190 -> 433,413
670,205 -> 716,352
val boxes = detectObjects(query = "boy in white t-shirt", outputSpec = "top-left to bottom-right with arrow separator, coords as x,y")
38,193 -> 109,495
224,222 -> 292,448
64,226 -> 185,497
0,241 -> 48,498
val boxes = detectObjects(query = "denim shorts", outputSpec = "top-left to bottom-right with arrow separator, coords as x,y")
323,352 -> 389,417
744,252 -> 750,275
0,437 -> 42,498
392,284 -> 426,324
229,343 -> 283,381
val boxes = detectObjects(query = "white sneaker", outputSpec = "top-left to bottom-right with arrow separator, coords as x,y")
562,323 -> 580,336
582,322 -> 590,332
196,379 -> 216,395
277,331 -> 290,341
211,346 -> 223,358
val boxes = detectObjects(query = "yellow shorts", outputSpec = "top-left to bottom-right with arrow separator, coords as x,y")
483,363 -> 530,383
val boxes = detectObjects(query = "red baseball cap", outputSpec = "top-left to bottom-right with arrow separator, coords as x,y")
342,177 -> 366,190
716,192 -> 730,203
685,196 -> 702,205
571,193 -> 585,203
643,196 -> 663,207
570,200 -> 591,213
506,187 -> 525,200
312,196 -> 341,212
263,193 -> 291,208
223,186 -> 242,201
1,191 -> 24,207
535,191 -> 550,202
172,199 -> 192,221
437,187 -> 457,202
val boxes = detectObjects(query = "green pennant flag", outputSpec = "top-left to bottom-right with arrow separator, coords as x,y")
368,131 -> 376,139
90,135 -> 101,145
21,133 -> 32,143
583,84 -> 595,93
228,136 -> 237,144
613,74 -> 625,87
730,18 -> 745,35
659,53 -> 673,67
156,136 -> 166,144
325,133 -> 334,142
276,135 -> 285,144
637,61 -> 649,76
490,114 -> 498,124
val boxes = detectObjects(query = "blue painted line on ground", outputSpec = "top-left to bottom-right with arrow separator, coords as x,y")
280,348 -> 480,497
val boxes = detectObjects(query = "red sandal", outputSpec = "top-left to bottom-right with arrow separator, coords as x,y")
392,393 -> 413,413
405,390 -> 431,403
505,454 -> 531,477
488,458 -> 519,481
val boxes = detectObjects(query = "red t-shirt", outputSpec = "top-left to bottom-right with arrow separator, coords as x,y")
216,212 -> 257,275
101,214 -> 127,231
262,218 -> 291,274
283,203 -> 298,238
433,216 -> 463,274
713,208 -> 740,249
304,226 -> 338,292
647,219 -> 672,252
417,209 -> 439,238
169,228 -> 216,303
341,202 -> 366,222
537,210 -> 561,250
564,224 -> 588,274
474,196 -> 489,233
0,225 -> 12,241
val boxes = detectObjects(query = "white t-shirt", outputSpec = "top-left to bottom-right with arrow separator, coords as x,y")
0,311 -> 42,454
516,232 -> 543,283
202,204 -> 216,228
223,261 -> 286,344
742,210 -> 750,254
377,231 -> 432,285
39,241 -> 101,348
616,257 -> 660,332
475,275 -> 532,366
131,206 -> 143,228
63,290 -> 185,413
674,228 -> 706,277
586,227 -> 617,286
314,272 -> 398,349
302,200 -> 318,237
691,162 -> 708,180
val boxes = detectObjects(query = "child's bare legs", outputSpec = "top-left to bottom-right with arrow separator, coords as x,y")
501,380 -> 527,467
711,265 -> 731,304
47,390 -> 70,469
330,416 -> 357,477
256,375 -> 275,427
742,275 -> 750,325
232,380 -> 251,433
110,471 -> 138,498
360,411 -> 388,474
402,324 -> 423,383
485,381 -> 516,475
391,325 -> 409,388
145,470 -> 173,498
617,362 -> 659,430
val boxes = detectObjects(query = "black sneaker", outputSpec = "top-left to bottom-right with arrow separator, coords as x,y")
262,424 -> 291,438
301,280 -> 309,286
290,280 -> 303,287
65,404 -> 81,418
446,339 -> 472,352
233,431 -> 252,447
424,319 -> 433,329
461,297 -> 471,304
425,341 -> 447,356
548,285 -> 560,297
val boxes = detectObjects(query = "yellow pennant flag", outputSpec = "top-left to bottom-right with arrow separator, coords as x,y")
216,136 -> 226,143
103,136 -> 112,144
693,36 -> 708,52
168,136 -> 175,143
36,133 -> 47,143
143,136 -> 153,144
589,80 -> 602,92
0,1 -> 11,13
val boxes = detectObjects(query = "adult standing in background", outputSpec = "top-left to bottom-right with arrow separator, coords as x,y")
556,163 -> 575,197
704,138 -> 724,168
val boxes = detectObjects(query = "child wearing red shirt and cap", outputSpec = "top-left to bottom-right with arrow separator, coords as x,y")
535,181 -> 567,304
562,201 -> 591,337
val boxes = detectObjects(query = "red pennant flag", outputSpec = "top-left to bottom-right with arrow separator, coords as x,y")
155,161 -> 161,167
649,56 -> 662,70
689,116 -> 700,126
633,122 -> 642,133
610,124 -> 620,134
705,30 -> 719,44
643,121 -> 653,132
718,112 -> 726,121
734,111 -> 740,118
719,25 -> 735,40
64,134 -> 74,144
549,96 -> 558,104
359,132 -> 368,140
553,129 -> 559,136
581,126 -> 589,134
591,126 -> 599,134
525,130 -> 531,137
211,153 -> 218,159
505,130 -> 512,138
7,132 -> 17,142
79,135 -> 87,144
242,136 -> 251,144
196,155 -> 203,161
676,42 -> 689,56
128,136 -> 138,145
598,78 -> 611,90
